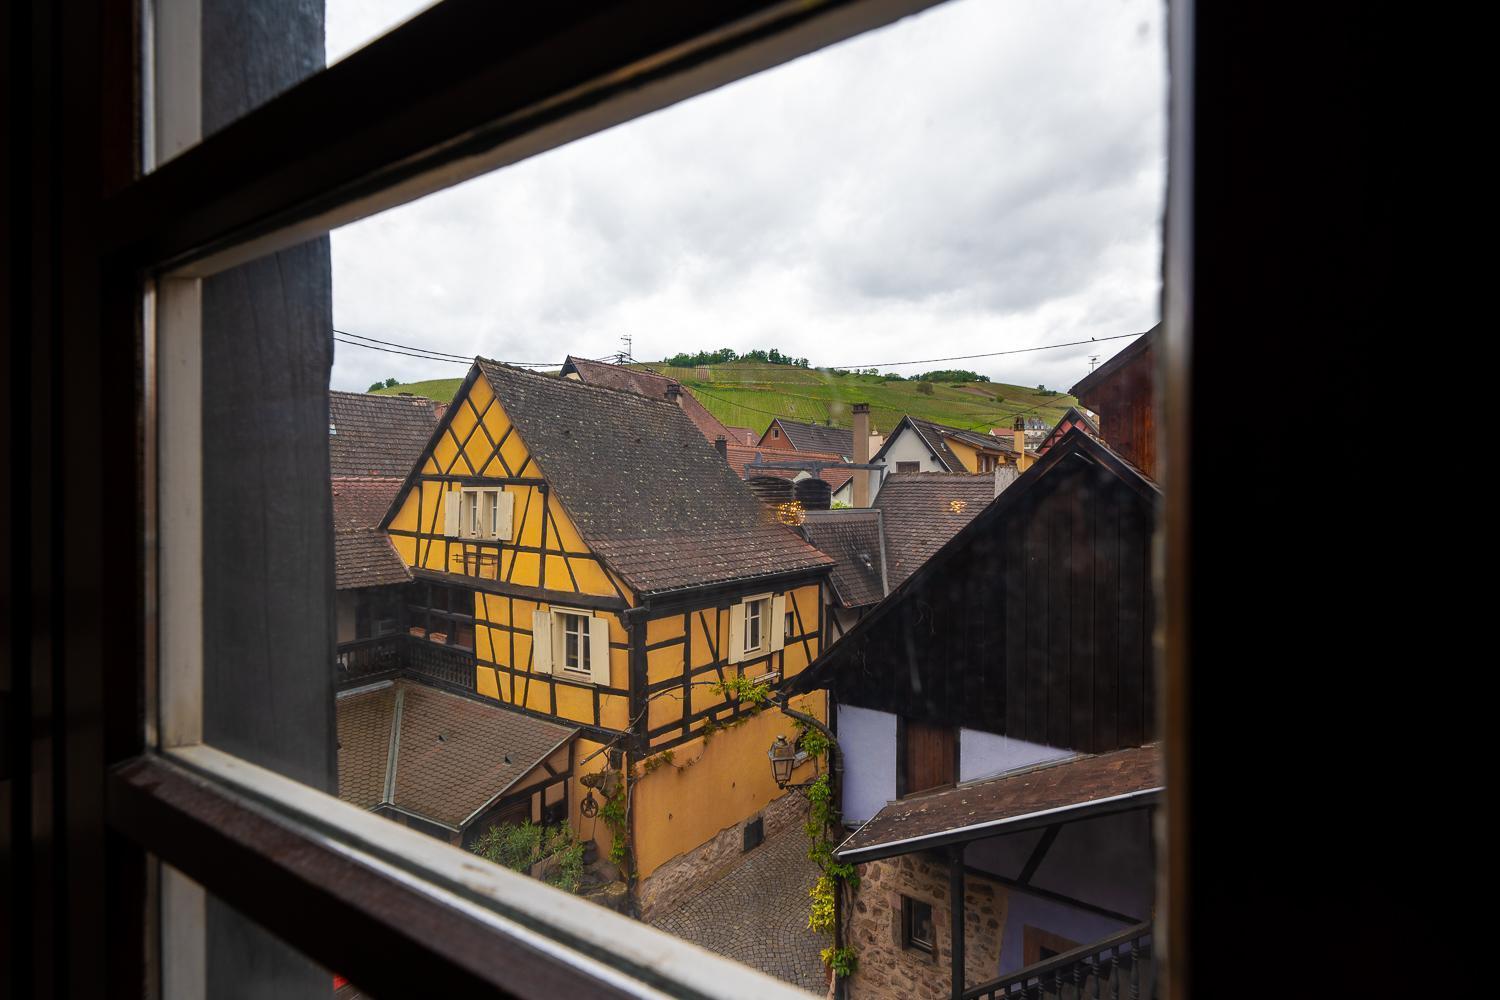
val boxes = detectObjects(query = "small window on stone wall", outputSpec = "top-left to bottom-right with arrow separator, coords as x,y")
742,816 -> 764,852
902,896 -> 935,955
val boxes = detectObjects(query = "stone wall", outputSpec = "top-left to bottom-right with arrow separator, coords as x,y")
845,853 -> 1007,1000
636,790 -> 807,922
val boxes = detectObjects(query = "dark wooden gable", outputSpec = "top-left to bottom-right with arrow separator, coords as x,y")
786,429 -> 1159,754
1069,325 -> 1159,480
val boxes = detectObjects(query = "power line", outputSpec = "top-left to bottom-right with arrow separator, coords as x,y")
821,332 -> 1141,369
334,337 -> 472,364
333,328 -> 473,362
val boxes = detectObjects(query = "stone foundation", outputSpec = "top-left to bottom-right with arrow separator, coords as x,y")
636,790 -> 807,922
845,853 -> 1007,1000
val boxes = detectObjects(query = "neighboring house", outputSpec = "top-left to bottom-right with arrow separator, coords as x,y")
758,417 -> 856,459
783,428 -> 1162,1000
872,416 -> 1035,488
560,354 -> 734,446
994,415 -> 1049,451
721,441 -> 855,508
723,425 -> 758,446
873,472 -> 998,589
373,359 -> 834,919
328,390 -> 441,679
797,509 -> 888,643
337,679 -> 575,847
1068,324 -> 1159,480
1035,406 -> 1101,457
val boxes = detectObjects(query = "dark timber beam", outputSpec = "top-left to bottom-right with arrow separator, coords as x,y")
949,843 -> 965,1000
1017,823 -> 1061,886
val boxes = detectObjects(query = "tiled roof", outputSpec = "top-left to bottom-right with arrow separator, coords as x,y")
332,476 -> 411,589
477,360 -> 833,596
329,390 -> 441,477
873,472 -> 996,586
835,744 -> 1162,863
561,356 -> 733,445
1036,407 -> 1102,456
335,531 -> 412,591
332,476 -> 404,532
336,680 -> 577,830
723,443 -> 855,492
724,426 -> 757,446
799,510 -> 886,608
768,419 -> 855,459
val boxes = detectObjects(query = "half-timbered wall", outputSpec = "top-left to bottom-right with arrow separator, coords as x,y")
386,371 -> 635,603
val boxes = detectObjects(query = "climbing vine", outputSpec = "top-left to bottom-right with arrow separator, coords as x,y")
712,674 -> 772,708
597,771 -> 629,868
797,724 -> 858,978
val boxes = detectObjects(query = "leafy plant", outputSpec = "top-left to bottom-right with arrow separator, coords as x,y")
821,945 -> 857,978
470,820 -> 546,872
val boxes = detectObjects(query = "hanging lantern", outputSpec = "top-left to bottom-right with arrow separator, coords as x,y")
767,734 -> 798,788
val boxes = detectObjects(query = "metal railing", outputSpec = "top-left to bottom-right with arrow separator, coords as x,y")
963,922 -> 1154,1000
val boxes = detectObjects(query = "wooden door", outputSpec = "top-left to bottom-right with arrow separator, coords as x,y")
902,720 -> 956,796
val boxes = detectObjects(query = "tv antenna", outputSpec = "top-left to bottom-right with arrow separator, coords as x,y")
615,333 -> 634,365
1088,354 -> 1101,372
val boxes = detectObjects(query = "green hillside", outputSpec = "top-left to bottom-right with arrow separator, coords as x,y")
371,363 -> 1074,438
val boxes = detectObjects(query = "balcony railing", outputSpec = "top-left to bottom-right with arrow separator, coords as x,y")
335,634 -> 405,687
963,922 -> 1154,1000
335,634 -> 476,691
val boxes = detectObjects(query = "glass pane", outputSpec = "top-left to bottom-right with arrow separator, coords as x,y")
170,0 -> 1166,994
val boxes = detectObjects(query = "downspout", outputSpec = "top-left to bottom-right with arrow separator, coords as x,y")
774,692 -> 848,999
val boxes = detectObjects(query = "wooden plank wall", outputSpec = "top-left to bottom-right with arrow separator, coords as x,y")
837,451 -> 1155,753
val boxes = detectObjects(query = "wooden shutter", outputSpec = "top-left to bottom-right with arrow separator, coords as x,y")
727,602 -> 746,664
588,615 -> 611,686
443,490 -> 462,537
495,490 -> 515,540
531,610 -> 553,674
902,720 -> 956,796
770,594 -> 787,652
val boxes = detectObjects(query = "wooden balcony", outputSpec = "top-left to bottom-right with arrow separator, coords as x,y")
335,634 -> 475,691
962,923 -> 1155,1000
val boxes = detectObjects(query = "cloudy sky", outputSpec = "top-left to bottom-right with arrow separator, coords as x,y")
326,0 -> 1165,394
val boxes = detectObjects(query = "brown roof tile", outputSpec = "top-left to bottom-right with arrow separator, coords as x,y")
799,510 -> 886,608
477,360 -> 832,596
766,419 -> 855,459
332,476 -> 404,532
836,745 -> 1162,862
334,531 -> 412,591
560,356 -> 733,445
336,681 -> 577,830
873,472 -> 996,586
722,443 -> 855,492
329,391 -> 441,477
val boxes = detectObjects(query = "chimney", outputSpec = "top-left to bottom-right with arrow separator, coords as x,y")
993,464 -> 1019,498
1013,416 -> 1027,467
665,383 -> 683,405
852,403 -> 871,508
715,435 -> 728,460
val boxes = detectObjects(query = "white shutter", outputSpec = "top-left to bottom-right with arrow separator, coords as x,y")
443,490 -> 462,537
495,490 -> 515,540
588,615 -> 611,686
770,594 -> 787,652
727,602 -> 746,664
531,610 -> 553,674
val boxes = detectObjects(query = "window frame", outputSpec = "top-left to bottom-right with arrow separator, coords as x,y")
901,895 -> 936,955
556,607 -> 593,679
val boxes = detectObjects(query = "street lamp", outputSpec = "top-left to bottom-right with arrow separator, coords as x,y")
768,734 -> 798,788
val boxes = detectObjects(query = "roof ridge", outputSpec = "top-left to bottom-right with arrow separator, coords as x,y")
480,356 -> 683,409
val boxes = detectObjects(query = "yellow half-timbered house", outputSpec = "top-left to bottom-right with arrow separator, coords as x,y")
379,359 -> 833,913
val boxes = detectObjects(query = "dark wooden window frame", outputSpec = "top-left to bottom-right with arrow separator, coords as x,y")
901,895 -> 936,955
7,0 -> 1398,995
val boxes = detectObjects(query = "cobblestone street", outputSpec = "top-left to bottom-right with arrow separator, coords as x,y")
650,820 -> 828,994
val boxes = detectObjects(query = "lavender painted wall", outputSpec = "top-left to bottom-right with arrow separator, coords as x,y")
966,809 -> 1155,976
837,704 -> 897,822
959,729 -> 1073,783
